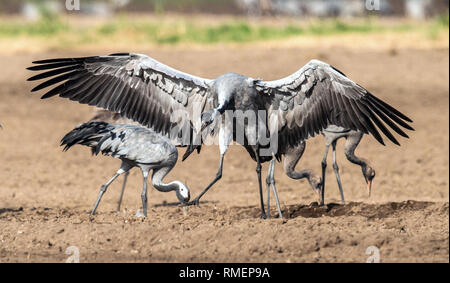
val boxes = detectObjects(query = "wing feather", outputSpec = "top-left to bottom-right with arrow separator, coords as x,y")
28,53 -> 214,144
256,59 -> 413,149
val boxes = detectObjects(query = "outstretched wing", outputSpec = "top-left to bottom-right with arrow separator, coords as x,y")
255,59 -> 413,149
27,53 -> 216,144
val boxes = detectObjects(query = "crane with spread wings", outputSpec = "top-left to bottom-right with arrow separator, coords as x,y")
28,53 -> 413,218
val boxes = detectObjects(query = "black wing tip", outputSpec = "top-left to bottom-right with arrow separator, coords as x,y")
374,135 -> 385,146
31,58 -> 70,64
404,117 -> 413,123
27,65 -> 43,71
30,53 -> 129,66
31,84 -> 48,92
367,93 -> 414,123
400,113 -> 413,123
41,93 -> 54,99
31,60 -> 48,64
330,65 -> 347,77
402,123 -> 414,131
108,52 -> 130,57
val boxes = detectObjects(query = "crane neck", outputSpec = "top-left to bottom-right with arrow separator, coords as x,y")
285,168 -> 313,181
345,152 -> 370,168
151,167 -> 178,193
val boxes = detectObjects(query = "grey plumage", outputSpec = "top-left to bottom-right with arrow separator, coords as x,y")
88,109 -> 136,212
319,126 -> 375,205
29,54 -> 413,218
265,141 -> 322,218
61,121 -> 190,217
266,126 -> 375,214
28,54 -> 213,141
90,109 -> 135,125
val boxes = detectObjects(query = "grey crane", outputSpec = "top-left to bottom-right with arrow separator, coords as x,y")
60,121 -> 190,217
89,109 -> 196,212
264,140 -> 322,218
89,109 -> 136,212
28,53 -> 413,218
265,127 -> 374,214
319,126 -> 375,205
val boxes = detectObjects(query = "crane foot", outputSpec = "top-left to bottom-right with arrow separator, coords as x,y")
135,209 -> 146,218
186,198 -> 201,206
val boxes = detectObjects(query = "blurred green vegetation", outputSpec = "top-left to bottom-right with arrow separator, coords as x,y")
427,9 -> 449,39
0,10 -> 448,45
0,0 -> 68,36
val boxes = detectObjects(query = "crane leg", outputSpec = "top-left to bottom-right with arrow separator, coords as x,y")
267,159 -> 283,218
255,154 -> 267,219
188,126 -> 230,207
116,171 -> 129,212
332,141 -> 345,205
137,170 -> 150,218
320,144 -> 330,206
265,160 -> 273,217
91,168 -> 127,215
187,154 -> 224,206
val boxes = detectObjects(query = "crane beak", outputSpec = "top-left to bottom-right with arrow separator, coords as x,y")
367,179 -> 373,197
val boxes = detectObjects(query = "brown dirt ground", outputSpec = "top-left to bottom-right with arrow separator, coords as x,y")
0,46 -> 448,262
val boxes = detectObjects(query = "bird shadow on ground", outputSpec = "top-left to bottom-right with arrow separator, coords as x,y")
229,200 -> 439,220
153,200 -> 217,208
0,201 -> 444,223
0,207 -> 24,215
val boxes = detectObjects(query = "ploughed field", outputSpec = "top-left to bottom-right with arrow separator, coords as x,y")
0,46 -> 448,262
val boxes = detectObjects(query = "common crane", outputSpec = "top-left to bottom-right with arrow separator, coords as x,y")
264,140 -> 322,218
319,127 -> 375,205
89,109 -> 136,212
28,53 -> 413,218
61,121 -> 190,217
265,127 -> 375,214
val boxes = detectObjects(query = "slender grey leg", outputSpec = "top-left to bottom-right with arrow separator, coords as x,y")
255,151 -> 267,219
265,160 -> 274,217
321,144 -> 330,206
269,160 -> 283,218
116,171 -> 129,212
91,170 -> 122,215
332,142 -> 345,205
138,170 -> 150,217
188,154 -> 224,206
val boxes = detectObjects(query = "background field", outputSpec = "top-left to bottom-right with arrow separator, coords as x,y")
0,2 -> 448,262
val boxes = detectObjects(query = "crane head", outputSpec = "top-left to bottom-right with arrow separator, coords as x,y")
363,165 -> 376,197
201,110 -> 216,131
174,181 -> 190,203
308,174 -> 322,201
